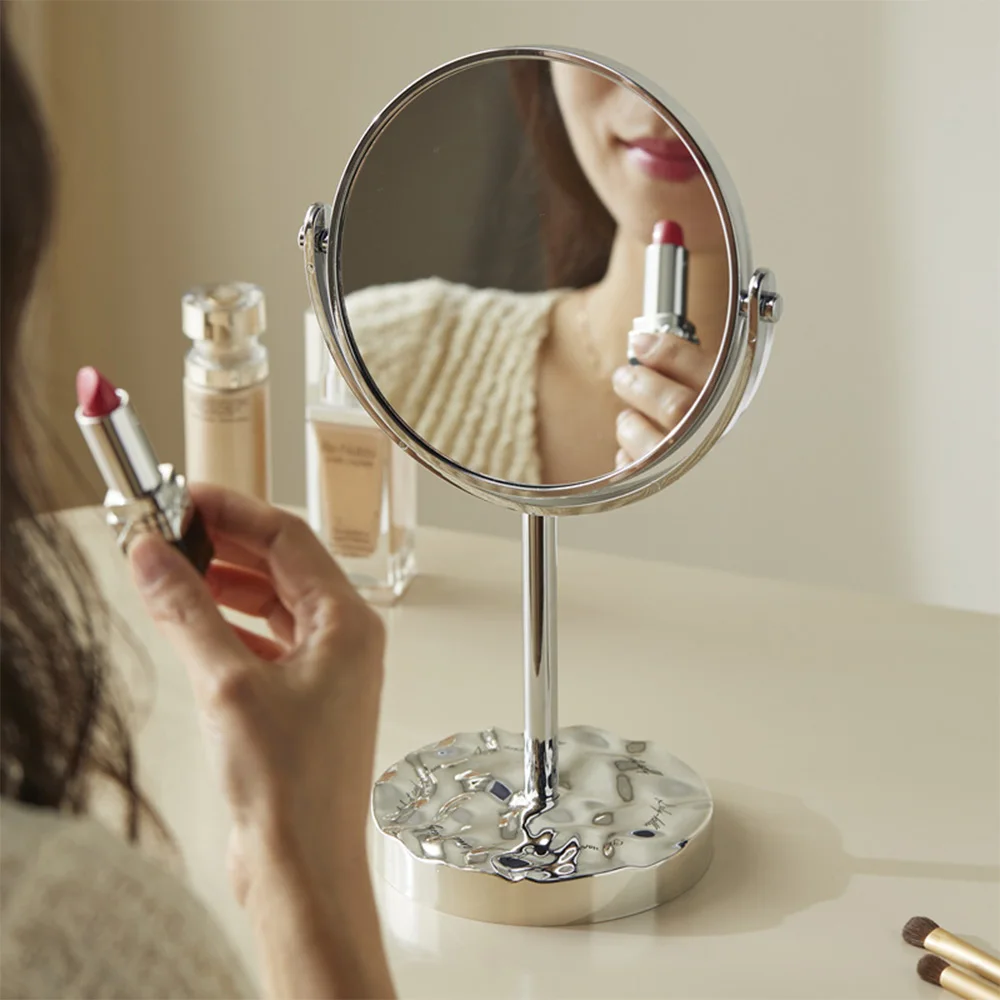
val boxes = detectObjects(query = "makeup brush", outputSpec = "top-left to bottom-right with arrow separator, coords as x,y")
905,917 -> 1000,986
918,955 -> 1000,1000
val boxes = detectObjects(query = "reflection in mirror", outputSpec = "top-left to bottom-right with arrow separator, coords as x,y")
342,58 -> 729,486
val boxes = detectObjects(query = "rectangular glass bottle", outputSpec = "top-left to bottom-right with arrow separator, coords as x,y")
305,309 -> 416,603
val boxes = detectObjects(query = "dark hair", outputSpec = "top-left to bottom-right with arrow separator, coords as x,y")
508,60 -> 617,290
1,11 -> 144,839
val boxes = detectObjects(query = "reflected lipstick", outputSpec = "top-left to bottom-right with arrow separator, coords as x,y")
628,219 -> 698,364
74,367 -> 213,573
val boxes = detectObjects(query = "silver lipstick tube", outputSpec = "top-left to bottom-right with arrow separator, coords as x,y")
75,390 -> 213,572
628,241 -> 698,363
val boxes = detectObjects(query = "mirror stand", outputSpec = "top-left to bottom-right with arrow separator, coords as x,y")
371,514 -> 715,926
302,43 -> 783,930
522,514 -> 559,812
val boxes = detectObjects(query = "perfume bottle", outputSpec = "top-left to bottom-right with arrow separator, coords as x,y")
305,309 -> 416,603
182,282 -> 272,501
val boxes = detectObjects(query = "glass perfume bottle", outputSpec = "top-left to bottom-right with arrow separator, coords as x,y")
305,309 -> 416,603
182,282 -> 271,501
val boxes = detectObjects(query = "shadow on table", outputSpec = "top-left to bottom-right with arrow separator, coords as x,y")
583,779 -> 998,939
375,778 -> 998,1000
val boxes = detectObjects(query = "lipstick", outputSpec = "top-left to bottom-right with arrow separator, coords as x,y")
75,367 -> 213,573
628,219 -> 698,364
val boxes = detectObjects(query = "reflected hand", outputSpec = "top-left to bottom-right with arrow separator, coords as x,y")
612,331 -> 714,468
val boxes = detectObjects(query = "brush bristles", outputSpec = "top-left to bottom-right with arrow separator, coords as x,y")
904,916 -> 940,947
918,954 -> 949,985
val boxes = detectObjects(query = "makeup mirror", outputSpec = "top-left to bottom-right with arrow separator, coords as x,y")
339,58 -> 732,486
300,46 -> 782,926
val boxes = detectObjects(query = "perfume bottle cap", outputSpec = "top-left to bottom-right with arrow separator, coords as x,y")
323,368 -> 360,410
183,282 -> 266,346
305,308 -> 362,411
304,308 -> 326,387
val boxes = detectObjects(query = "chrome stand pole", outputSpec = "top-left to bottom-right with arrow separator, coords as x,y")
522,513 -> 558,810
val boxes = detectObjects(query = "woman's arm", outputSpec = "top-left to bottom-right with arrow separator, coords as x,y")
246,849 -> 394,1000
130,486 -> 395,999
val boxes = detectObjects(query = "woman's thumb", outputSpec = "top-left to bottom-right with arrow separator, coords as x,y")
130,534 -> 243,684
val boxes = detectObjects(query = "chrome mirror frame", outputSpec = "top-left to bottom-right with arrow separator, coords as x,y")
297,45 -> 784,927
300,44 -> 781,515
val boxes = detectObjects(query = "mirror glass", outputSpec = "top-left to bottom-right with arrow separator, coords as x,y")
341,57 -> 730,486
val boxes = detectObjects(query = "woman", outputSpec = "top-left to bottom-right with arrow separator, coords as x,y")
344,60 -> 729,485
0,16 -> 394,999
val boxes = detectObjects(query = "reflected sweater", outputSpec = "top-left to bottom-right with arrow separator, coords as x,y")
345,278 -> 563,483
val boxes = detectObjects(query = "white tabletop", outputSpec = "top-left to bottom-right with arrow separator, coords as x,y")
69,507 -> 999,999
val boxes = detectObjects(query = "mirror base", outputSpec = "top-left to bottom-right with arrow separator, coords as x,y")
372,724 -> 713,925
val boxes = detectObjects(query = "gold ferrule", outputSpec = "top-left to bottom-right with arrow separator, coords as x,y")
940,964 -> 1000,1000
930,929 -> 1000,987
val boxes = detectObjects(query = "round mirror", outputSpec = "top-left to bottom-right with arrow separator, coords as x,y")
302,46 -> 780,516
299,46 -> 782,927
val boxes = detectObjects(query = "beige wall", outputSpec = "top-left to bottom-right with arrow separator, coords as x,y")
17,1 -> 999,614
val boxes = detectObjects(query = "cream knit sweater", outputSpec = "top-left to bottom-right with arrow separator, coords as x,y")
346,278 -> 564,483
0,800 -> 254,998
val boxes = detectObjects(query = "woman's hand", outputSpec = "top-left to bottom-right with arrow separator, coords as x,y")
129,484 -> 393,999
611,331 -> 714,468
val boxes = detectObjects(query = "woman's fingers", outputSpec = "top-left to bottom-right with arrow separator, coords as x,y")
616,409 -> 666,462
206,562 -> 295,644
208,535 -> 269,575
613,364 -> 697,434
627,331 -> 713,391
227,827 -> 251,908
188,485 -> 352,621
230,623 -> 285,662
130,534 -> 249,706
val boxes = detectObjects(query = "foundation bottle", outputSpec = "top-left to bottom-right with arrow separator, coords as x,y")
182,283 -> 271,502
305,309 -> 416,604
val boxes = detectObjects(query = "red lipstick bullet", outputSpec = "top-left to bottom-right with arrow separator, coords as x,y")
76,366 -> 121,418
74,367 -> 213,573
628,218 -> 698,363
652,219 -> 684,247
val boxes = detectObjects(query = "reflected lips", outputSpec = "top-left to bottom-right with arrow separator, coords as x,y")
623,138 -> 700,182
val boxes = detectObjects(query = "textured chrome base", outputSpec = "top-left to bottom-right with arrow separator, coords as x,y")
372,725 -> 713,925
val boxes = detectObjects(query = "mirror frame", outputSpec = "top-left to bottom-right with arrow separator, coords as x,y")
301,45 -> 779,516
